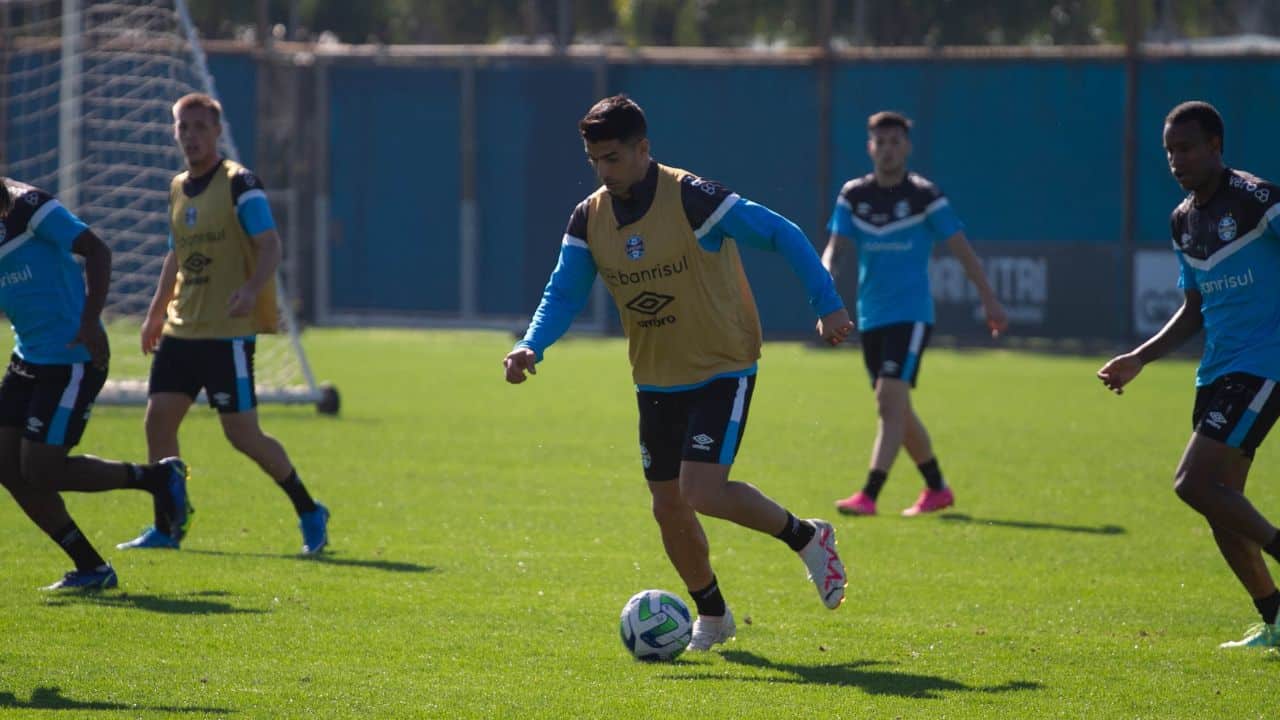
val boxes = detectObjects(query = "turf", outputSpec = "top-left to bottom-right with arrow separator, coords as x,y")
0,328 -> 1275,718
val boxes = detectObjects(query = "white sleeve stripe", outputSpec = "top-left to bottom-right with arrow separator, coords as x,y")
836,195 -> 852,209
1181,203 -> 1280,271
236,188 -> 268,208
562,233 -> 588,250
0,231 -> 33,261
28,198 -> 62,230
693,193 -> 742,240
924,196 -> 950,215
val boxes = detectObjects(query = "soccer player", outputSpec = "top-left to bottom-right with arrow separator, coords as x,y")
0,176 -> 189,590
822,111 -> 1007,517
1098,101 -> 1280,650
117,92 -> 328,554
503,95 -> 852,652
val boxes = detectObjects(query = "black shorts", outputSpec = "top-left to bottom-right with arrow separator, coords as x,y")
148,336 -> 257,413
0,355 -> 107,447
860,321 -> 932,388
1192,373 -> 1280,458
636,374 -> 756,481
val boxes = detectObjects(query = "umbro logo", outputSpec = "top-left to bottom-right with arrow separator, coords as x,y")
625,291 -> 674,316
183,252 -> 212,274
691,433 -> 715,451
882,360 -> 901,375
26,416 -> 43,433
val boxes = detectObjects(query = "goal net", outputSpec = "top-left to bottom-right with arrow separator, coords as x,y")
0,0 -> 335,412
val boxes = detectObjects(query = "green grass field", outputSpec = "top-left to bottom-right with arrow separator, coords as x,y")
0,328 -> 1276,719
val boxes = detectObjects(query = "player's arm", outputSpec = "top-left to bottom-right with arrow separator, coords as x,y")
944,231 -> 1007,337
69,230 -> 112,366
1097,288 -> 1203,395
704,196 -> 852,345
821,189 -> 857,280
229,170 -> 280,317
142,249 -> 178,354
820,233 -> 852,278
506,208 -> 598,384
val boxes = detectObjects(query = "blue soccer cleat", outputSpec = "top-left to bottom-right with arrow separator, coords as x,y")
159,457 -> 194,541
42,564 -> 118,591
299,503 -> 330,555
1219,623 -> 1280,649
116,526 -> 180,550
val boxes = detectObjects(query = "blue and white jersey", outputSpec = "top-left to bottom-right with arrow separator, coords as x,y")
828,172 -> 963,331
0,180 -> 92,364
1172,168 -> 1280,386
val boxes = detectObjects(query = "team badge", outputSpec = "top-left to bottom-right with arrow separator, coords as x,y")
1217,214 -> 1237,242
640,442 -> 652,470
1179,232 -> 1192,249
185,206 -> 198,227
893,199 -> 910,220
625,234 -> 645,261
22,191 -> 39,206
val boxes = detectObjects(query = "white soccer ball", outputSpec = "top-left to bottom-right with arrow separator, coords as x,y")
619,589 -> 693,661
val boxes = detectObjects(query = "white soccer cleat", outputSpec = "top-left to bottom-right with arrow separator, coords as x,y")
685,609 -> 737,652
798,519 -> 847,609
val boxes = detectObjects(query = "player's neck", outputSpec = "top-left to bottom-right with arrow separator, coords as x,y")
186,155 -> 220,178
874,168 -> 907,188
1192,164 -> 1227,206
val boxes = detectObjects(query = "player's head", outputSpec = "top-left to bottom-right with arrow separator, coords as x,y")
172,93 -> 223,170
867,111 -> 912,176
580,94 -> 651,198
1163,101 -> 1225,193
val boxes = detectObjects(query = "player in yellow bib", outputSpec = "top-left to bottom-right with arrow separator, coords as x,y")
117,93 -> 328,554
504,95 -> 854,652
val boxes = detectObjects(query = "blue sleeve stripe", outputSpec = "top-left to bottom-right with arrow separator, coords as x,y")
693,193 -> 741,240
236,194 -> 277,236
563,233 -> 588,250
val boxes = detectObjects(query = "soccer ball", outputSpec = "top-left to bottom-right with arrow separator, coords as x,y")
619,589 -> 693,661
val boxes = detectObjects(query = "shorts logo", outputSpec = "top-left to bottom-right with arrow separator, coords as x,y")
184,206 -> 198,227
882,360 -> 901,375
893,199 -> 910,219
625,234 -> 645,261
625,291 -> 674,316
183,252 -> 212,274
212,392 -> 231,407
640,442 -> 652,470
26,416 -> 43,434
1205,411 -> 1228,429
691,433 -> 715,451
1217,214 -> 1237,242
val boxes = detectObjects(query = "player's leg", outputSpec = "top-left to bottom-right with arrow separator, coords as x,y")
0,360 -> 115,589
638,388 -> 731,651
674,375 -> 847,610
1179,374 -> 1280,648
901,404 -> 954,517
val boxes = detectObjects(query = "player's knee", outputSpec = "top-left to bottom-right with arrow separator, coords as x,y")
1173,471 -> 1209,508
651,489 -> 691,526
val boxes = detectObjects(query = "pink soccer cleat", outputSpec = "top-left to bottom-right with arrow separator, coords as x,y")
835,491 -> 877,516
901,487 -> 955,516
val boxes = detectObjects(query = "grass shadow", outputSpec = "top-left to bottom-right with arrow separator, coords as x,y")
670,650 -> 1043,699
184,548 -> 436,574
0,686 -> 231,713
42,589 -> 265,615
938,512 -> 1126,535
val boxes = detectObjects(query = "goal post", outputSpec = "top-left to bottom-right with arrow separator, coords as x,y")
1,0 -> 337,413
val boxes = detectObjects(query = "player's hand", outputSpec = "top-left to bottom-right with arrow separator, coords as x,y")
140,314 -> 165,355
227,285 -> 257,318
1097,353 -> 1143,395
503,347 -> 538,384
816,308 -> 854,346
70,320 -> 110,370
983,298 -> 1009,339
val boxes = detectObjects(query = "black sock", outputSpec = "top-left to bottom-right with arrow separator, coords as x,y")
50,522 -> 106,572
126,463 -> 166,493
278,470 -> 317,515
917,458 -> 946,491
1254,590 -> 1280,626
775,512 -> 816,552
689,576 -> 727,617
1264,530 -> 1280,564
862,469 -> 888,501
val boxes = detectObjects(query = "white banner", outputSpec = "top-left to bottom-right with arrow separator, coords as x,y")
1133,250 -> 1183,336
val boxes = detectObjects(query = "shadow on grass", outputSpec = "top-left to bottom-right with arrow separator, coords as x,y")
184,549 -> 435,574
42,589 -> 265,615
938,512 -> 1126,535
670,650 -> 1043,699
0,686 -> 232,713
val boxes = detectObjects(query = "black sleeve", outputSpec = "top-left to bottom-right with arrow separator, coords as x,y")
229,167 -> 267,205
679,174 -> 738,231
564,200 -> 589,242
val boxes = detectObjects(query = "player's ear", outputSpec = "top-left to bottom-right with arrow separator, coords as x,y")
636,137 -> 650,157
